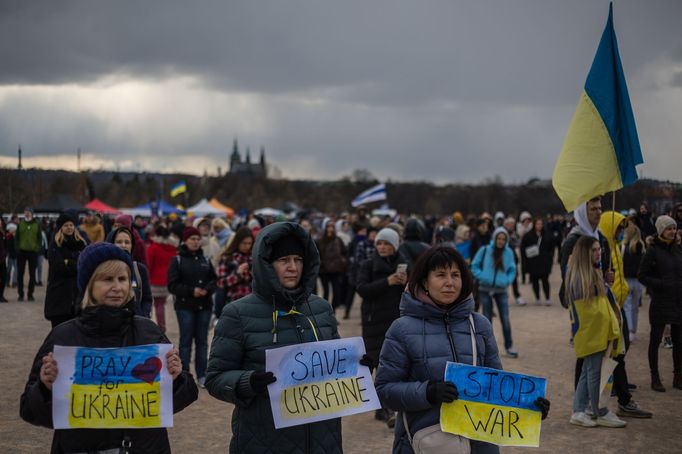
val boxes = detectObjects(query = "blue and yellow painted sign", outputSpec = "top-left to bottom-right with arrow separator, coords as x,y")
440,362 -> 547,447
52,344 -> 173,429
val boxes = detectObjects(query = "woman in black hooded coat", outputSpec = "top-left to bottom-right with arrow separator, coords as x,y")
44,213 -> 87,327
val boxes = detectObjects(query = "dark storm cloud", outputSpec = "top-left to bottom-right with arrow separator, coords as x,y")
3,1 -> 681,106
1,0 -> 681,182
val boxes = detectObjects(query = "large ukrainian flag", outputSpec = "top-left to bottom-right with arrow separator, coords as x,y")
552,3 -> 643,212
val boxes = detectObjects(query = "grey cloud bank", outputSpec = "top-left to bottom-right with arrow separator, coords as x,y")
1,0 -> 680,182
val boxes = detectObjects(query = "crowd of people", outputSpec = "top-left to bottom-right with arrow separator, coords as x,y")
2,198 -> 680,453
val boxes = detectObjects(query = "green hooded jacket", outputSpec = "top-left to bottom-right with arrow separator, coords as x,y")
206,222 -> 342,454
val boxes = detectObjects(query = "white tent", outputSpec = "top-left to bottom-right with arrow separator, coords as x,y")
186,198 -> 227,217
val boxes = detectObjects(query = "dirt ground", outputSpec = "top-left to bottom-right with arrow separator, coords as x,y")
1,265 -> 681,453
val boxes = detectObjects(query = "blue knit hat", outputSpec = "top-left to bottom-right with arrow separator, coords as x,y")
77,242 -> 134,293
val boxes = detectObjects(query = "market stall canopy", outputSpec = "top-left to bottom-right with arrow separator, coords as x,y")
85,198 -> 120,214
34,194 -> 86,213
186,198 -> 226,217
209,198 -> 235,217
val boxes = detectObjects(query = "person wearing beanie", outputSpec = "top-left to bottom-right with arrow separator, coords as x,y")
20,242 -> 198,453
207,222 -> 365,453
167,225 -> 218,388
638,214 -> 682,392
108,226 -> 153,318
44,213 -> 87,327
357,226 -> 409,427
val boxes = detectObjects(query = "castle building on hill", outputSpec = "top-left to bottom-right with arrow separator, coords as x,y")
229,139 -> 267,177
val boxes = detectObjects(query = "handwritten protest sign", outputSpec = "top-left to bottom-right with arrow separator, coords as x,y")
440,362 -> 547,447
52,344 -> 173,429
266,337 -> 381,429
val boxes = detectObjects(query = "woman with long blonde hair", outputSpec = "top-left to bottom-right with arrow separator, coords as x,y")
44,213 -> 86,328
622,223 -> 646,342
567,236 -> 625,428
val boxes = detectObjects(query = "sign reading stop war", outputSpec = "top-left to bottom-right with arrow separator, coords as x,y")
52,344 -> 173,429
266,337 -> 381,429
440,362 -> 547,447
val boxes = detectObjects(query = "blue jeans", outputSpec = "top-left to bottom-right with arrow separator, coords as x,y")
479,290 -> 513,350
175,309 -> 211,379
573,350 -> 608,417
623,278 -> 642,335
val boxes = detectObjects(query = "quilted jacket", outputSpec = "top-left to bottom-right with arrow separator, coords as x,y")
206,222 -> 342,454
375,292 -> 501,454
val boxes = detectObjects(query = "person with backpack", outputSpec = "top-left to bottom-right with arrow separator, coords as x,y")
471,227 -> 518,358
167,226 -> 218,388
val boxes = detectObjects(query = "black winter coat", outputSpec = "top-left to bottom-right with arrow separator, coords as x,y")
356,252 -> 408,363
206,222 -> 342,454
167,246 -> 217,311
20,305 -> 198,454
622,242 -> 644,279
638,237 -> 682,325
520,229 -> 554,277
44,236 -> 86,320
131,261 -> 153,317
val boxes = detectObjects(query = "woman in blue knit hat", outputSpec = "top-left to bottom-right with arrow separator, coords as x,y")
20,242 -> 198,453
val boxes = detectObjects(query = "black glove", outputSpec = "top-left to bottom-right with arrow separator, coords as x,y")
359,354 -> 375,372
250,371 -> 276,394
426,381 -> 459,405
534,397 -> 550,420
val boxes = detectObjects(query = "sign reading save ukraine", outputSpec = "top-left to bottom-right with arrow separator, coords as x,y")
440,362 -> 547,447
52,344 -> 173,429
266,337 -> 381,429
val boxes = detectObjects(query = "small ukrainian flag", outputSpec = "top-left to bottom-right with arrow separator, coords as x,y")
552,3 -> 643,212
170,181 -> 187,198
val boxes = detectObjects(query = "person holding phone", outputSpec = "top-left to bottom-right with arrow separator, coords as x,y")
357,227 -> 409,427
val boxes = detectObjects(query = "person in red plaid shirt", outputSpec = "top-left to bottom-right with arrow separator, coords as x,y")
216,227 -> 254,317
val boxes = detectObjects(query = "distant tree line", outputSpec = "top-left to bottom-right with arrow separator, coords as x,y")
1,168 -> 680,216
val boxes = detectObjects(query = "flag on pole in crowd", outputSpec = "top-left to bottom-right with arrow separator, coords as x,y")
552,3 -> 643,212
351,183 -> 386,207
170,180 -> 187,198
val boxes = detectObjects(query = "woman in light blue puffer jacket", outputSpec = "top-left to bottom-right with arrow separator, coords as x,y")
471,227 -> 518,358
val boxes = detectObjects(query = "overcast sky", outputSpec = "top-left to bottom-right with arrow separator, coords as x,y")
1,0 -> 680,183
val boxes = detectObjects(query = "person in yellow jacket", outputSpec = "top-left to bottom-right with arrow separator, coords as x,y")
567,236 -> 627,428
598,211 -> 629,307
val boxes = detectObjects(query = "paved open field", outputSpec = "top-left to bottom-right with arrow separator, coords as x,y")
1,265 -> 680,453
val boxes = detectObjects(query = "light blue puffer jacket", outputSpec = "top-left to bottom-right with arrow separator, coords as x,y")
471,227 -> 516,291
375,292 -> 502,454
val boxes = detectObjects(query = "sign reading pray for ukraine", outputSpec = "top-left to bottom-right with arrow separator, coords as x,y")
266,337 -> 381,429
52,344 -> 173,429
440,362 -> 547,447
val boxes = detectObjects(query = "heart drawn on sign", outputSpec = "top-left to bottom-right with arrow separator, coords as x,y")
132,357 -> 163,384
